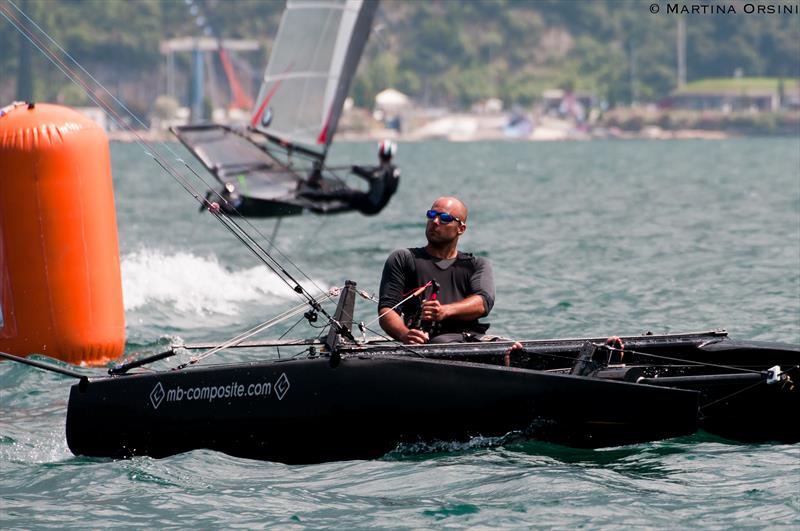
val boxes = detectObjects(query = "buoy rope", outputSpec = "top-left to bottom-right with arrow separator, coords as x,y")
0,1 -> 328,314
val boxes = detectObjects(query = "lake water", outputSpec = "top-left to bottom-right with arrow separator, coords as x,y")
2,138 -> 799,528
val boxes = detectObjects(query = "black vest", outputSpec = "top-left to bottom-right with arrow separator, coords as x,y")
401,248 -> 489,336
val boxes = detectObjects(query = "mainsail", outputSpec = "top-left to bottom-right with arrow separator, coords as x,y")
250,0 -> 378,153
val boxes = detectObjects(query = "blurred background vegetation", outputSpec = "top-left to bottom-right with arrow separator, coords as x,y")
1,0 -> 798,115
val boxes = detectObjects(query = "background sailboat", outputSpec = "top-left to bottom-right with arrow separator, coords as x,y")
173,0 -> 397,218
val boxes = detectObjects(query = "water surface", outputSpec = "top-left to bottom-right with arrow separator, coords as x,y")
2,138 -> 799,528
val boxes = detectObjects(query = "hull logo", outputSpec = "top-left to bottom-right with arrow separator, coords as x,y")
275,373 -> 290,400
150,382 -> 165,409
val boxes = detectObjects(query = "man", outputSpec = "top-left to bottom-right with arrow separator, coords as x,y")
348,140 -> 400,215
378,196 -> 495,344
299,140 -> 399,215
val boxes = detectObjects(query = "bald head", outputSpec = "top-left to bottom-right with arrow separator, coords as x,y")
430,196 -> 468,223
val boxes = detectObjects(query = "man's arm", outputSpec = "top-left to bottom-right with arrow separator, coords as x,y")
378,249 -> 429,344
470,258 -> 495,316
419,294 -> 486,323
379,307 -> 429,344
351,165 -> 375,180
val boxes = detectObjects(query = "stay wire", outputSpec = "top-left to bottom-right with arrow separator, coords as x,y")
361,281 -> 432,330
0,5 -> 223,232
276,314 -> 309,359
174,290 -> 337,369
179,160 -> 327,296
2,1 -> 326,305
601,345 -> 763,374
360,325 -> 427,358
698,379 -> 767,414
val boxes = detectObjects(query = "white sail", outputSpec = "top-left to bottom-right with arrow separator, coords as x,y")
250,0 -> 378,152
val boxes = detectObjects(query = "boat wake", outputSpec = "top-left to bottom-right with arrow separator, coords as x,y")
387,432 -> 525,459
121,248 -> 312,316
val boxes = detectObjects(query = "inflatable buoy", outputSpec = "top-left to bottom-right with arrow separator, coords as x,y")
0,102 -> 124,365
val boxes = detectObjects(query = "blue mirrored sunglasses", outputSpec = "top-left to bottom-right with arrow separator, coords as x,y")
426,209 -> 462,225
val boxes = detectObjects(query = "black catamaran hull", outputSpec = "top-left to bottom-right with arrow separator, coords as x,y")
66,356 -> 698,464
354,331 -> 799,444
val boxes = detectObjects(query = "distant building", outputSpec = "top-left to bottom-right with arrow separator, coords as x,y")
373,88 -> 411,132
666,91 -> 778,112
663,78 -> 800,112
374,88 -> 410,117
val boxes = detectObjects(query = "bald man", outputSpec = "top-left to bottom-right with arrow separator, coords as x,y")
378,196 -> 495,344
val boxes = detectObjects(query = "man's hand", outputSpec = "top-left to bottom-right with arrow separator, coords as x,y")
379,306 -> 429,344
420,299 -> 450,322
402,328 -> 430,344
420,295 -> 487,323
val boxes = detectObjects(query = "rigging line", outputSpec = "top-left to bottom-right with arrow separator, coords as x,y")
6,1 -> 152,133
1,5 -> 216,218
213,210 -> 331,309
361,282 -> 432,329
213,203 -> 344,310
276,314 -> 309,359
6,3 -> 247,224
698,379 -> 767,414
175,290 -> 336,369
147,157 -> 309,300
6,3 -> 357,340
5,6 -> 237,236
278,312 -> 310,341
601,345 -> 763,374
3,3 -> 325,304
361,325 -> 427,357
1,4 -> 181,169
289,347 -> 315,360
181,306 -> 309,367
0,6 -> 138,136
0,351 -> 89,380
5,0 -> 195,169
180,161 -> 326,296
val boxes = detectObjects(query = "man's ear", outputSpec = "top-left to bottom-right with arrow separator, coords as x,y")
458,223 -> 467,235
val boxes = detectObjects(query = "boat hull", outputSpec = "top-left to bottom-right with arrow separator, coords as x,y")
366,332 -> 799,444
66,356 -> 698,464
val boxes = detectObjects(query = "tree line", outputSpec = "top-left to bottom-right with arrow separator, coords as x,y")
2,0 -> 798,112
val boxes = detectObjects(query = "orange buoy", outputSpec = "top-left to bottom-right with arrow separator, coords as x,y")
0,102 -> 124,365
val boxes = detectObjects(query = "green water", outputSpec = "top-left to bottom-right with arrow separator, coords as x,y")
1,138 -> 799,528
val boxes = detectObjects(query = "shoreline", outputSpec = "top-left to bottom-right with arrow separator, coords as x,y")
107,127 -> 796,143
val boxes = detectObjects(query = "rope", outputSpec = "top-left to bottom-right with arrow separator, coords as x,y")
360,325 -> 427,358
361,281 -> 432,330
276,314 -> 309,359
600,344 -> 763,374
173,288 -> 338,369
1,1 -> 328,310
698,379 -> 768,414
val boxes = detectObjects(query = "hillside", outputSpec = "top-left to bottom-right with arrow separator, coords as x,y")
2,0 -> 798,114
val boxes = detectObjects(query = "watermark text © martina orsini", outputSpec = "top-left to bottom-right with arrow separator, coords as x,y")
649,3 -> 799,14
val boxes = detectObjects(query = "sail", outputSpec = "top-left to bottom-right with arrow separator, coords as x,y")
250,0 -> 378,152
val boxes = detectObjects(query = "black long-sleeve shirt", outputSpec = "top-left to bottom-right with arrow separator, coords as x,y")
379,247 -> 495,336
